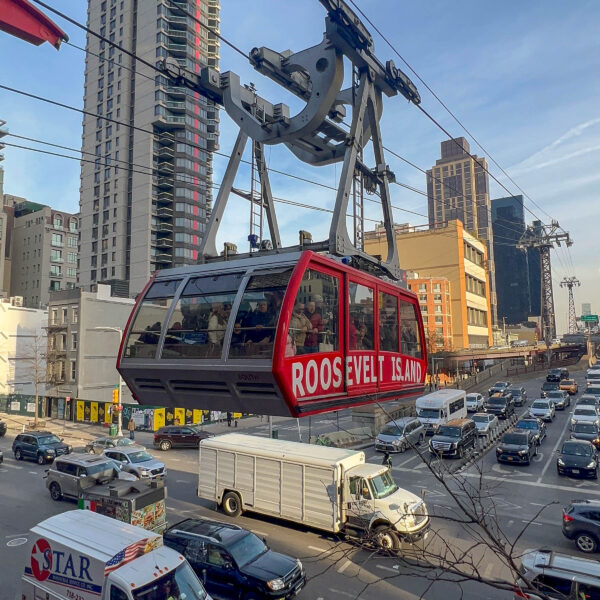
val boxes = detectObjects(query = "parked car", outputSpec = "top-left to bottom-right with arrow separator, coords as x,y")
488,381 -> 510,396
559,378 -> 579,395
496,431 -> 538,465
571,422 -> 600,449
163,517 -> 306,600
466,393 -> 484,413
545,389 -> 570,410
541,380 -> 560,397
529,399 -> 555,422
153,425 -> 214,451
12,431 -> 72,464
547,367 -> 569,382
514,418 -> 547,446
0,420 -> 6,437
571,407 -> 600,430
484,393 -> 515,419
507,385 -> 527,407
85,436 -> 141,454
429,418 -> 477,459
515,548 -> 600,599
562,499 -> 600,553
104,447 -> 166,479
472,412 -> 498,437
375,417 -> 425,453
557,440 -> 598,479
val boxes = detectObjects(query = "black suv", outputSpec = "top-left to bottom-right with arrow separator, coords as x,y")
153,425 -> 214,451
484,393 -> 515,419
488,381 -> 510,396
12,431 -> 71,464
547,367 -> 569,382
507,385 -> 527,407
0,420 -> 6,437
164,518 -> 305,599
562,499 -> 600,553
429,418 -> 477,458
514,418 -> 547,446
540,380 -> 560,397
496,431 -> 538,465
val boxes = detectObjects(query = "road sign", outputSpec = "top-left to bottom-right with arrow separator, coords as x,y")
581,315 -> 599,322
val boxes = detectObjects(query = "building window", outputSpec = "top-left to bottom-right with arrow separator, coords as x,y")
71,333 -> 78,350
62,307 -> 68,323
51,233 -> 63,247
50,281 -> 61,291
70,360 -> 77,381
51,309 -> 58,325
418,283 -> 427,292
50,249 -> 63,262
53,214 -> 63,229
68,236 -> 78,248
50,265 -> 62,277
72,308 -> 78,324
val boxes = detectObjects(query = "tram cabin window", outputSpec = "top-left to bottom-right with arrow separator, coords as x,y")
161,273 -> 241,359
379,292 -> 399,352
400,300 -> 422,358
349,283 -> 374,351
124,279 -> 182,358
229,269 -> 292,359
287,269 -> 339,356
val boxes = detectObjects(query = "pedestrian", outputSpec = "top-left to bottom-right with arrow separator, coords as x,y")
381,451 -> 392,469
128,417 -> 136,440
227,411 -> 232,427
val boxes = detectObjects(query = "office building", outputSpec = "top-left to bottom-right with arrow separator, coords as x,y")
0,297 -> 48,396
426,137 -> 497,326
491,195 -> 530,324
10,203 -> 79,308
46,284 -> 135,404
582,303 -> 592,317
79,0 -> 220,297
406,275 -> 453,352
365,220 -> 493,350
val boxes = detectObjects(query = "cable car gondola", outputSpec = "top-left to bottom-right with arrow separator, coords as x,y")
117,251 -> 426,417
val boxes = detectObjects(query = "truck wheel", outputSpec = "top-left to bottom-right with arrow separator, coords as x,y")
222,491 -> 242,517
49,482 -> 62,501
374,525 -> 400,552
159,440 -> 172,451
37,453 -> 46,465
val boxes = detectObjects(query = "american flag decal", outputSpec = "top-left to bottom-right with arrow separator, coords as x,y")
104,539 -> 149,575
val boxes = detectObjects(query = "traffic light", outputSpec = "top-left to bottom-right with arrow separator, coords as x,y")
112,388 -> 119,404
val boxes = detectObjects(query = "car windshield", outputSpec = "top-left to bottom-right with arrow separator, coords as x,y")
227,532 -> 267,567
132,562 -> 207,600
516,421 -> 537,430
438,426 -> 461,437
579,397 -> 597,404
381,424 -> 404,436
532,402 -> 549,409
575,409 -> 597,417
502,434 -> 526,445
508,388 -> 521,394
417,408 -> 440,419
561,443 -> 593,457
493,382 -> 508,388
128,450 -> 154,463
472,415 -> 489,423
116,438 -> 136,446
87,461 -> 120,478
574,423 -> 598,434
487,397 -> 506,405
38,435 -> 61,445
466,395 -> 479,402
542,383 -> 557,389
370,470 -> 399,499
563,380 -> 575,385
547,392 -> 564,398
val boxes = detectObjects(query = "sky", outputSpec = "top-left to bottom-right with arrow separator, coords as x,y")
0,0 -> 599,335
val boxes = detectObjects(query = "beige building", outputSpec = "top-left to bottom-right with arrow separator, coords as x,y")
10,204 -> 79,308
79,0 -> 220,297
365,220 -> 493,350
46,284 -> 135,404
427,137 -> 497,327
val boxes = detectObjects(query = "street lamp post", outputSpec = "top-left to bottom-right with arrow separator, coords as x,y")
93,326 -> 123,437
430,357 -> 444,390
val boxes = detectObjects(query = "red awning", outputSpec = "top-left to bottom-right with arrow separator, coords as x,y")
0,0 -> 68,49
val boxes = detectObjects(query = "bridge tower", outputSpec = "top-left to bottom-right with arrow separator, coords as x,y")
560,277 -> 581,335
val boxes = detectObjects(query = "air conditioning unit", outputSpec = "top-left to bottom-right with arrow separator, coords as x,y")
12,296 -> 23,307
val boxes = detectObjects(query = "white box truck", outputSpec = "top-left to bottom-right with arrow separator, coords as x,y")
21,510 -> 210,600
415,388 -> 467,435
197,433 -> 429,551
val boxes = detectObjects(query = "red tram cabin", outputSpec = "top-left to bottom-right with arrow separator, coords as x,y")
117,251 -> 427,417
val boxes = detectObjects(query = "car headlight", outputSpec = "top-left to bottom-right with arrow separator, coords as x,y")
496,447 -> 502,453
267,578 -> 285,591
557,458 -> 565,466
67,445 -> 73,452
296,559 -> 303,572
46,449 -> 56,454
587,461 -> 597,469
139,469 -> 149,477
518,450 -> 528,455
392,439 -> 402,446
571,419 -> 576,426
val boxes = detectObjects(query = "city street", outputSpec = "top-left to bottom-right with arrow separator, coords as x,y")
1,365 -> 595,600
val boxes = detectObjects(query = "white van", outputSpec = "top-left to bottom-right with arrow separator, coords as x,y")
415,389 -> 467,435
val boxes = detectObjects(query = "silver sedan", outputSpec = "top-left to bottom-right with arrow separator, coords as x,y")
472,412 -> 498,436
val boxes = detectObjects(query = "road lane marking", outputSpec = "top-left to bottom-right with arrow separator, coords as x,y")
376,564 -> 400,574
530,502 -> 546,506
337,559 -> 352,574
537,409 -> 573,483
397,454 -> 420,467
522,520 -> 542,526
329,588 -> 355,598
308,545 -> 331,554
483,563 -> 495,579
462,472 -> 600,495
0,463 -> 23,469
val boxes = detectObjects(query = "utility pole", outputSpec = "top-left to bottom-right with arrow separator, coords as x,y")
517,220 -> 573,350
560,277 -> 581,334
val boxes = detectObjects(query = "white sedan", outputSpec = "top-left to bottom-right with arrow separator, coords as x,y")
466,393 -> 485,412
472,412 -> 498,436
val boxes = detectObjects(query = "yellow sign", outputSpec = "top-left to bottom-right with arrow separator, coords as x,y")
192,409 -> 203,424
90,402 -> 99,423
112,388 -> 119,404
76,401 -> 84,422
174,407 -> 185,425
154,408 -> 165,431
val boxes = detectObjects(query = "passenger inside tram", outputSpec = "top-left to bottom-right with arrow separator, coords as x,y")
289,302 -> 312,355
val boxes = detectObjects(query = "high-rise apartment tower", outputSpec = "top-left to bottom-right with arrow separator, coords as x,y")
426,137 -> 497,326
79,0 -> 220,296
